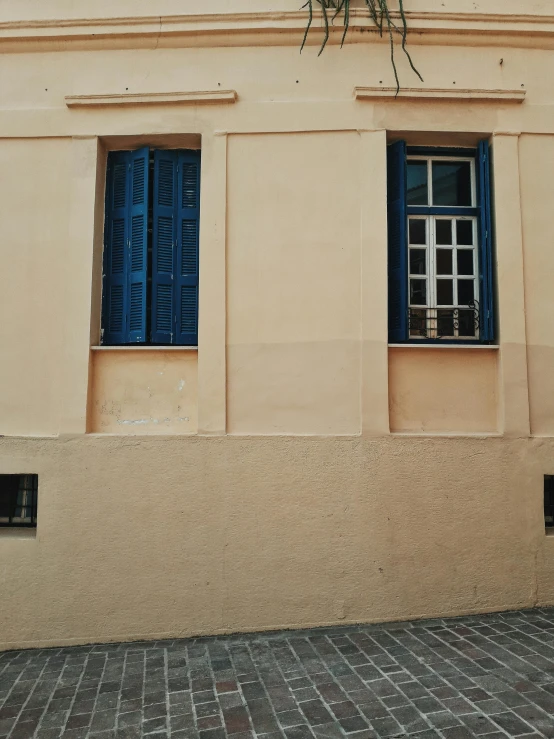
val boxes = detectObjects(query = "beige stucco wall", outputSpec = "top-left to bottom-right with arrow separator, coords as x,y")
227,132 -> 361,435
88,350 -> 198,434
1,435 -> 554,651
519,134 -> 554,437
389,348 -> 499,434
0,139 -> 71,438
1,0 -> 554,648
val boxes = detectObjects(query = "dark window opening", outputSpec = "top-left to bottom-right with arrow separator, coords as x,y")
387,140 -> 495,345
101,147 -> 201,347
0,474 -> 38,528
545,475 -> 554,529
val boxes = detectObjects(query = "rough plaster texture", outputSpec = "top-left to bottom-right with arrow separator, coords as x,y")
0,435 -> 554,651
0,138 -> 71,438
389,348 -> 499,433
519,134 -> 554,438
0,0 -> 553,649
227,133 -> 361,435
89,350 -> 198,434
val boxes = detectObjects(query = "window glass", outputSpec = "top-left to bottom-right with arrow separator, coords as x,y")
458,280 -> 474,305
437,279 -> 453,305
432,161 -> 472,206
437,310 -> 454,337
407,161 -> 428,205
436,250 -> 453,275
409,308 -> 427,337
456,219 -> 473,245
409,219 -> 426,244
436,220 -> 452,245
409,249 -> 426,275
410,279 -> 427,306
458,309 -> 477,337
457,250 -> 474,276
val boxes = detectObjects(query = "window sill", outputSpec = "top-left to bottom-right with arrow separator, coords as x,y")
389,344 -> 499,350
546,528 -> 554,537
91,346 -> 198,352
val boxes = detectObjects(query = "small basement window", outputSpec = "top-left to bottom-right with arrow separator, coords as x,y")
545,475 -> 554,530
0,474 -> 38,528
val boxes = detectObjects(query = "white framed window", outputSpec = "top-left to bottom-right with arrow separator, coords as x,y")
406,155 -> 480,340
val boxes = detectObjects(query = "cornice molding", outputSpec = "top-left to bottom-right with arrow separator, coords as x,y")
65,90 -> 238,108
355,86 -> 526,104
1,9 -> 554,50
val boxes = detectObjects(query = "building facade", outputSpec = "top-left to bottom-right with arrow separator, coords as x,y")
1,0 -> 554,650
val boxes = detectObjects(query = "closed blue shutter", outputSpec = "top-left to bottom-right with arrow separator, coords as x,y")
102,147 -> 149,344
102,152 -> 130,345
478,140 -> 495,342
387,141 -> 408,343
127,147 -> 149,343
176,150 -> 200,346
152,150 -> 178,344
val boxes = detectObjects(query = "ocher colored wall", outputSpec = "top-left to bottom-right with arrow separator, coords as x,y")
88,350 -> 198,434
519,134 -> 554,437
227,133 -> 361,435
389,348 -> 498,434
0,139 -> 71,438
1,0 -> 554,649
1,435 -> 553,650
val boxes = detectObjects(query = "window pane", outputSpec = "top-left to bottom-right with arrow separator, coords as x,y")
437,309 -> 454,337
437,279 -> 453,305
457,250 -> 474,276
407,161 -> 428,205
436,220 -> 453,245
456,219 -> 473,245
458,280 -> 475,305
409,249 -> 426,275
409,219 -> 426,245
458,309 -> 477,337
409,308 -> 428,337
432,161 -> 472,206
410,279 -> 427,306
436,249 -> 453,275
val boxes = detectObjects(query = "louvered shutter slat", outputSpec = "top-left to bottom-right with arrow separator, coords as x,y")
151,151 -> 178,344
127,148 -> 149,342
478,140 -> 495,342
387,141 -> 409,343
176,151 -> 200,346
102,152 -> 130,344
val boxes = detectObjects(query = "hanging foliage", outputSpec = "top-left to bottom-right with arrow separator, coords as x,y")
300,0 -> 423,93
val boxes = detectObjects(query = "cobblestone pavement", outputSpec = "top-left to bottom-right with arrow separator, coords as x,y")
2,609 -> 554,739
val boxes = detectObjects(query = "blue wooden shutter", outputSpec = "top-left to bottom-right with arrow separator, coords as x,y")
152,150 -> 178,344
102,147 -> 149,345
176,150 -> 200,346
102,151 -> 130,345
127,147 -> 149,343
478,140 -> 495,342
387,141 -> 408,343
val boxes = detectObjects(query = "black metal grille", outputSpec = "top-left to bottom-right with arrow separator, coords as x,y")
0,474 -> 38,528
545,476 -> 554,529
409,301 -> 480,340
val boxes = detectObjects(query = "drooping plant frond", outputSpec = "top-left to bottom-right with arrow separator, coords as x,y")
300,0 -> 423,93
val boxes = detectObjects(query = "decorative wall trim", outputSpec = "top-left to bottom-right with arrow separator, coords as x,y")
65,90 -> 238,108
355,87 -> 526,104
1,10 -> 554,51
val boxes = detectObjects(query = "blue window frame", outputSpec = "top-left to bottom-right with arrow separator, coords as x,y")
387,141 -> 495,344
102,148 -> 200,346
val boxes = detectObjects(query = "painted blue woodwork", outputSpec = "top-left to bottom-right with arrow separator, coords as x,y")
387,141 -> 409,343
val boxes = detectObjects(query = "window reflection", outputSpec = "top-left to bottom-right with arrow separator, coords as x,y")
432,161 -> 472,206
407,161 -> 428,205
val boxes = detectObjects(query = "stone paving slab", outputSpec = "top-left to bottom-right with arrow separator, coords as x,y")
2,609 -> 554,739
